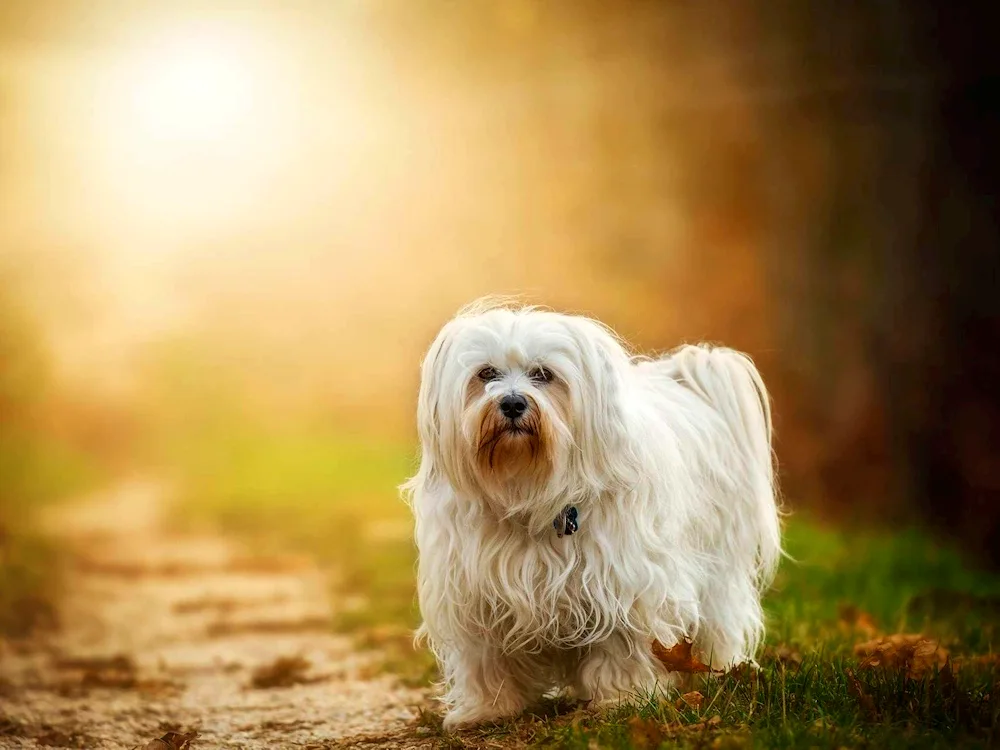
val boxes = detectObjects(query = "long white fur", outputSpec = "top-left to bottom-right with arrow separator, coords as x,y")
402,300 -> 781,729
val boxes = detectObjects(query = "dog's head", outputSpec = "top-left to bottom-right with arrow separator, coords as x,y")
413,300 -> 633,524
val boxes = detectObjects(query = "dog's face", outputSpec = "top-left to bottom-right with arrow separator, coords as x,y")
415,305 -> 632,523
463,346 -> 570,487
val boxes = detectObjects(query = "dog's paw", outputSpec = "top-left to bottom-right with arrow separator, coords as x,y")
572,692 -> 632,716
441,704 -> 519,731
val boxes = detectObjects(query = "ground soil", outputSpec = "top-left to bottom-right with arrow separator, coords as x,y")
0,480 -> 435,749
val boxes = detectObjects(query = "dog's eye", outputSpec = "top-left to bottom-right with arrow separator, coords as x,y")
477,366 -> 502,382
528,366 -> 554,384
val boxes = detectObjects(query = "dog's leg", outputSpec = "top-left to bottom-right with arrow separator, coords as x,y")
573,634 -> 670,706
441,645 -> 535,730
696,578 -> 759,670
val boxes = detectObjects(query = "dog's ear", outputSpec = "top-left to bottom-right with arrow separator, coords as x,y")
412,319 -> 457,486
564,317 -> 637,491
403,316 -> 473,507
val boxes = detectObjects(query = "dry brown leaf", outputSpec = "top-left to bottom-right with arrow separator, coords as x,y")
55,654 -> 134,672
856,613 -> 878,636
676,690 -> 704,709
853,634 -> 948,678
359,624 -> 414,649
844,668 -> 877,718
651,639 -> 719,674
724,662 -> 760,684
910,639 -> 949,678
205,616 -> 330,638
250,655 -> 313,689
768,644 -> 803,667
55,653 -> 141,690
627,716 -> 666,749
838,604 -> 878,637
134,731 -> 198,750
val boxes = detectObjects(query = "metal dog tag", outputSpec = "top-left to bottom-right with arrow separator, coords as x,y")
552,505 -> 579,538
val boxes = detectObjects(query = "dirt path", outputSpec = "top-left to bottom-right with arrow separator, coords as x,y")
0,479 -> 432,749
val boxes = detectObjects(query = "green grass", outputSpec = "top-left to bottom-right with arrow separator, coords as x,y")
0,430 -> 105,637
419,658 -> 999,749
772,522 -> 1000,651
168,430 -> 1000,748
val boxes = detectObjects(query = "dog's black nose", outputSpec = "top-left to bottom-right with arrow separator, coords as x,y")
499,393 -> 528,420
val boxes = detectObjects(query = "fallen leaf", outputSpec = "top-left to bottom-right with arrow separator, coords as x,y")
171,597 -> 243,615
651,640 -> 719,674
910,639 -> 949,678
55,653 -> 139,690
205,616 -> 330,638
766,644 -> 802,667
855,613 -> 878,636
844,668 -> 876,718
359,624 -> 414,649
838,604 -> 878,637
723,662 -> 760,684
81,666 -> 137,689
627,716 -> 666,749
134,731 -> 198,750
250,655 -> 314,689
854,634 -> 948,678
676,690 -> 704,709
54,654 -> 134,672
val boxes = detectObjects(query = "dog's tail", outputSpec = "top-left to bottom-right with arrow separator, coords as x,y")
662,344 -> 782,586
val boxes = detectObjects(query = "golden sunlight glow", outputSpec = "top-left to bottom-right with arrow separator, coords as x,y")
93,23 -> 303,235
129,32 -> 256,146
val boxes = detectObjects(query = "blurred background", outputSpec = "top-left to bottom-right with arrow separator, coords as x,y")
2,0 -> 998,637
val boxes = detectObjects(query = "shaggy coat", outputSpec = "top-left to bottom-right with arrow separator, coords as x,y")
403,301 -> 781,728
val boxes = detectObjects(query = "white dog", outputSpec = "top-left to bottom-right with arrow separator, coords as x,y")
403,299 -> 781,729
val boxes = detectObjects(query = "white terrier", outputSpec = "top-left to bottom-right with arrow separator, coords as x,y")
403,300 -> 781,728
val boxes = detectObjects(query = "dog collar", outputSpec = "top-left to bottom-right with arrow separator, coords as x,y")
552,505 -> 579,538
